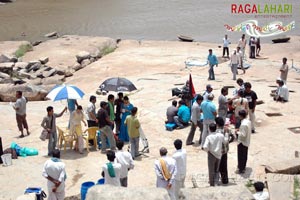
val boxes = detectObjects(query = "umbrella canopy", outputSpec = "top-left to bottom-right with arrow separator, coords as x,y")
46,84 -> 85,101
99,77 -> 137,92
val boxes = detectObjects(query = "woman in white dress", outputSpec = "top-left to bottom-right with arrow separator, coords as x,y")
70,105 -> 87,153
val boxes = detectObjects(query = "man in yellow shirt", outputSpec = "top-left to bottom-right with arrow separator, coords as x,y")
125,107 -> 140,158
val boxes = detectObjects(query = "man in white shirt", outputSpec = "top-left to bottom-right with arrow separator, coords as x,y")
230,50 -> 240,80
172,139 -> 187,199
253,181 -> 269,200
13,91 -> 30,138
203,123 -> 224,186
42,149 -> 66,200
86,95 -> 98,127
222,34 -> 230,58
186,95 -> 203,145
274,80 -> 289,102
236,47 -> 246,74
155,147 -> 177,200
237,34 -> 247,60
235,110 -> 251,174
279,57 -> 289,84
203,84 -> 213,101
115,140 -> 134,187
102,150 -> 121,186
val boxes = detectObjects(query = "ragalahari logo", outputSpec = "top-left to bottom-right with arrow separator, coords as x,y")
231,3 -> 292,14
226,3 -> 296,37
224,20 -> 295,37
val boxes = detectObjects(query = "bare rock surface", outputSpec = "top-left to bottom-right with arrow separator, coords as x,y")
86,185 -> 170,200
181,185 -> 254,200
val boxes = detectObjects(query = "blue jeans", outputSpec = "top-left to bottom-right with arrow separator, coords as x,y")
208,64 -> 215,80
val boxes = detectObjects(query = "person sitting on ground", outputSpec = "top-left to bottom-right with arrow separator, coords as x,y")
253,181 -> 269,200
270,78 -> 282,96
174,100 -> 190,129
166,100 -> 178,124
273,79 -> 289,102
102,150 -> 121,186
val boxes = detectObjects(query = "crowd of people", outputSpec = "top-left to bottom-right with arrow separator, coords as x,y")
12,33 -> 295,200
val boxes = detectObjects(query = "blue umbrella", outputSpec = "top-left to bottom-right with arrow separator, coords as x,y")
46,84 -> 85,101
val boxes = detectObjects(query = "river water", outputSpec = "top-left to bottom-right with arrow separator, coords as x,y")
0,0 -> 299,43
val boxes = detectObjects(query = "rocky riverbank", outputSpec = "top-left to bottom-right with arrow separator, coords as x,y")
0,35 -> 117,101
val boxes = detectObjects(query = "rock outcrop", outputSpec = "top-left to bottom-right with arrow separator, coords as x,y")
0,84 -> 50,102
0,35 -> 117,101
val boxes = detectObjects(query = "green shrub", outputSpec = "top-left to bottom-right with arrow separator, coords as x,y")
101,46 -> 116,56
294,177 -> 300,200
15,44 -> 33,58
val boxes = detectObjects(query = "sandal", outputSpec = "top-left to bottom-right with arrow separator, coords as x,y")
19,134 -> 24,138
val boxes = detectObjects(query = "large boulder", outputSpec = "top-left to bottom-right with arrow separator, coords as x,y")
14,62 -> 29,70
76,51 -> 90,63
0,54 -> 10,63
42,74 -> 64,85
86,185 -> 170,200
0,62 -> 14,74
0,84 -> 48,101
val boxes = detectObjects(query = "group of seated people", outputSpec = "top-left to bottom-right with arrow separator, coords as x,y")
165,100 -> 191,129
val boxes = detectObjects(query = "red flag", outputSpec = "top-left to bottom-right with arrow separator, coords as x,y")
189,73 -> 196,98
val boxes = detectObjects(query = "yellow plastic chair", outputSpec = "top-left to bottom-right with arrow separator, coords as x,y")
57,126 -> 76,151
83,127 -> 98,152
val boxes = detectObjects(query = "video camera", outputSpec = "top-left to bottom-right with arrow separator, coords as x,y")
172,88 -> 192,100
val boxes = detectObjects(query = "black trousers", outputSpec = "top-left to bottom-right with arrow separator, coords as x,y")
219,153 -> 228,184
250,46 -> 256,58
223,47 -> 229,57
237,143 -> 248,172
